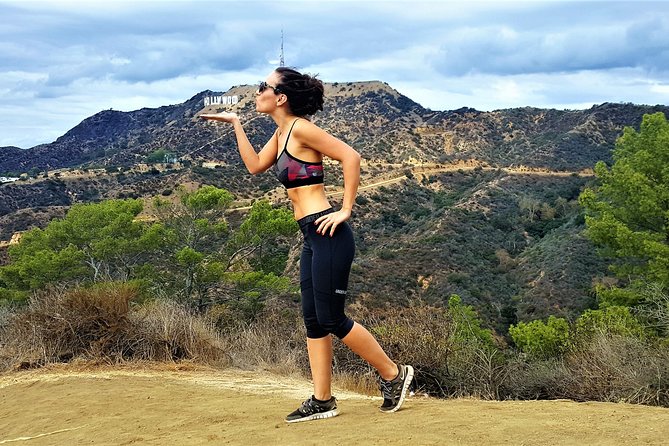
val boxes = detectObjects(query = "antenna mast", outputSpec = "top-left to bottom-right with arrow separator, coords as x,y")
279,29 -> 285,67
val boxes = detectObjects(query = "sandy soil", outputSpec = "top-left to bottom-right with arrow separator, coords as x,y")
1,364 -> 667,446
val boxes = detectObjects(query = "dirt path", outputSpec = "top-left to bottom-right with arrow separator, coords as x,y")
322,163 -> 591,199
0,364 -> 667,445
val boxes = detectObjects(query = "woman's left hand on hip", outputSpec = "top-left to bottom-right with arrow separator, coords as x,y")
315,209 -> 351,237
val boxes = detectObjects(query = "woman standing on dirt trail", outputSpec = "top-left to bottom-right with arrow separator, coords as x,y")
200,67 -> 413,423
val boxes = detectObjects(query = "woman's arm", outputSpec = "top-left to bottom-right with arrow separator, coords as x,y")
293,121 -> 362,236
201,112 -> 277,174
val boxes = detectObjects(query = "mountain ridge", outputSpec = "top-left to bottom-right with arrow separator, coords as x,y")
1,81 -> 666,174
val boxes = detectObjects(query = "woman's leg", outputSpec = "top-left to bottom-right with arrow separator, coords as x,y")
342,322 -> 398,380
300,229 -> 334,400
291,217 -> 412,419
307,222 -> 398,380
307,335 -> 333,400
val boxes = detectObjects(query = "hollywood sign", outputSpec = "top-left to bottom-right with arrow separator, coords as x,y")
204,95 -> 239,107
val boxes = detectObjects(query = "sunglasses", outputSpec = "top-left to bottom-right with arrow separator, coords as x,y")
257,81 -> 282,94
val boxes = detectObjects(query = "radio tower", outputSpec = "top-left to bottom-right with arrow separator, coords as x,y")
279,29 -> 285,67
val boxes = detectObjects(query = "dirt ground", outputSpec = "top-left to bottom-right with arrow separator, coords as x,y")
1,363 -> 668,445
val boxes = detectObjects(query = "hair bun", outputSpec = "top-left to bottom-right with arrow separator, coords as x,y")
275,67 -> 325,116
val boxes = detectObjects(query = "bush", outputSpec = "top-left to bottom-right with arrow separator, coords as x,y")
501,327 -> 669,406
443,295 -> 507,399
0,283 -> 226,370
0,288 -> 28,305
509,316 -> 570,359
563,333 -> 669,406
330,298 -> 506,399
634,282 -> 669,337
348,304 -> 455,396
573,306 -> 647,342
146,149 -> 171,164
502,355 -> 571,400
447,294 -> 496,347
219,299 -> 307,374
2,284 -> 135,367
128,299 -> 225,363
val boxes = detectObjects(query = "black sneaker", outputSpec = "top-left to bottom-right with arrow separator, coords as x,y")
285,396 -> 339,423
378,364 -> 414,413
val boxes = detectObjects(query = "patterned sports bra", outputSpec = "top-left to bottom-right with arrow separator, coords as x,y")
275,119 -> 324,189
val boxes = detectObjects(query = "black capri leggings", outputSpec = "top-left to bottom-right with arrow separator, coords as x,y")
298,208 -> 355,339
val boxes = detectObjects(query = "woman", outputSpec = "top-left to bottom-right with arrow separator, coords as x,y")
201,67 -> 413,423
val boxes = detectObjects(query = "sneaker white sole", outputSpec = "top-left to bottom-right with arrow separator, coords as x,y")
381,365 -> 414,413
285,408 -> 339,423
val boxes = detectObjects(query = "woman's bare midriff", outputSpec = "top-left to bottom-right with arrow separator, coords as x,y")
287,184 -> 332,220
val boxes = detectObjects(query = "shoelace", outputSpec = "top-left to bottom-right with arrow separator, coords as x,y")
378,378 -> 395,399
299,399 -> 317,414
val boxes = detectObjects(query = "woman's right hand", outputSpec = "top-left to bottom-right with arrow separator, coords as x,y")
200,112 -> 238,123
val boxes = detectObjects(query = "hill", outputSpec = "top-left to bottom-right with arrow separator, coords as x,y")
0,146 -> 23,154
1,365 -> 667,445
1,82 -> 666,174
0,83 -> 667,329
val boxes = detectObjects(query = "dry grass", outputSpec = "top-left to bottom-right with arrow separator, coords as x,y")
221,302 -> 506,399
562,333 -> 669,406
127,299 -> 227,365
349,304 -> 455,395
332,368 -> 379,396
0,284 -> 227,370
220,300 -> 308,375
501,333 -> 669,406
502,355 -> 571,400
215,302 -> 459,397
2,285 -> 668,408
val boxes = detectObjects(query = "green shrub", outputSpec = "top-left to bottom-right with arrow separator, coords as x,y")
0,288 -> 28,305
595,283 -> 644,307
509,316 -> 570,359
573,306 -> 647,342
446,295 -> 506,399
145,149 -> 172,164
447,294 -> 495,347
377,249 -> 396,260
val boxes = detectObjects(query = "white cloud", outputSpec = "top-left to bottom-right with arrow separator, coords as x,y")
432,18 -> 669,77
0,0 -> 668,149
392,67 -> 669,112
650,83 -> 669,95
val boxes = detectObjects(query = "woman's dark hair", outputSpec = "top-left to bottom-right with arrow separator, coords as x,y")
275,67 -> 324,116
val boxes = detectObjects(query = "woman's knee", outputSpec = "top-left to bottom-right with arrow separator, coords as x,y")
304,315 -> 329,338
303,313 -> 354,339
318,316 -> 354,339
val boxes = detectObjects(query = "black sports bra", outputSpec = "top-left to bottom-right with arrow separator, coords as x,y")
274,119 -> 324,189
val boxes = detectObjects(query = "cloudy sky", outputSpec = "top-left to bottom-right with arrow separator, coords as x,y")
1,0 -> 668,148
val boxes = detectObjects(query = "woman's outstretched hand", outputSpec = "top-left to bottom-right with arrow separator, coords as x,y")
200,112 -> 238,123
315,209 -> 351,237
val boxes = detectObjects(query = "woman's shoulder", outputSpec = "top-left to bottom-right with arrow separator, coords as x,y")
292,117 -> 327,138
